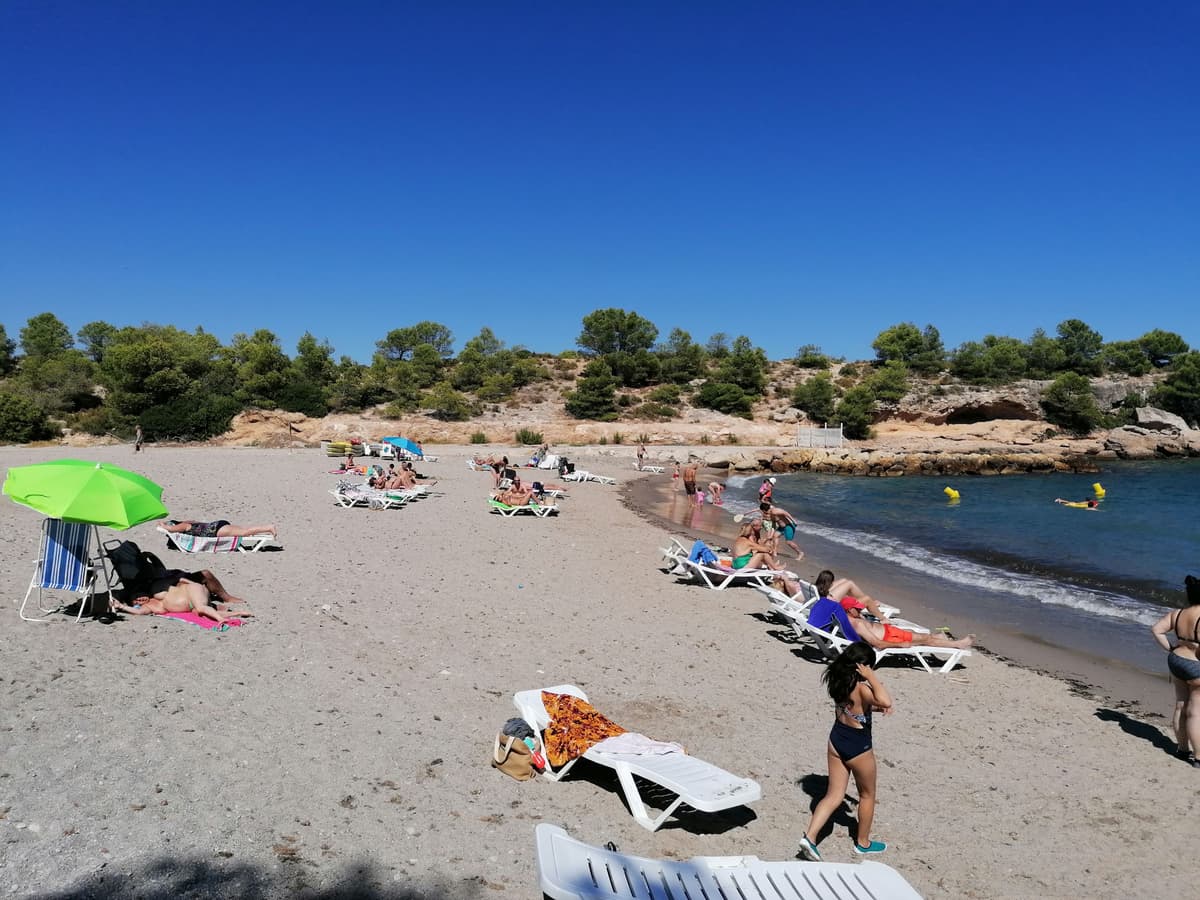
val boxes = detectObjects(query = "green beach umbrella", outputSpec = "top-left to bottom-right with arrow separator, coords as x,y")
2,459 -> 168,530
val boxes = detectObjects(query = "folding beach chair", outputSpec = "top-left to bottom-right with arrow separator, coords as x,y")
514,685 -> 761,832
534,823 -> 924,900
20,518 -> 111,622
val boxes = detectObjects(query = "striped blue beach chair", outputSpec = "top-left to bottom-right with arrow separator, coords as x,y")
20,518 -> 110,622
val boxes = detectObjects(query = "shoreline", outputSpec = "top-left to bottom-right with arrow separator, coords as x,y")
621,467 -> 1169,718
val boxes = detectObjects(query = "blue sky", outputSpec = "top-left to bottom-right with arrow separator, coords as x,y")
2,1 -> 1196,364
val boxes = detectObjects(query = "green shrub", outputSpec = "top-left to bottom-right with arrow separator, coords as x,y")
0,391 -> 56,443
700,434 -> 710,444
834,385 -> 876,440
696,381 -> 753,417
636,432 -> 651,443
611,431 -> 624,444
618,393 -> 635,407
1040,372 -> 1102,435
515,428 -> 543,445
470,431 -> 488,444
630,402 -> 677,420
598,435 -> 607,445
725,433 -> 739,444
648,384 -> 681,405
792,373 -> 838,422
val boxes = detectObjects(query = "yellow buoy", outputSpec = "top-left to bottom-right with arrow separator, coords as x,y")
943,486 -> 960,500
1093,482 -> 1106,498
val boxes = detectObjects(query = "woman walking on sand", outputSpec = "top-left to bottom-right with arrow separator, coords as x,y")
1151,575 -> 1200,768
797,643 -> 893,860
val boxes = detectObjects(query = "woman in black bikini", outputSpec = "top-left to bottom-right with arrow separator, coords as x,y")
797,642 -> 893,861
163,520 -> 277,539
1151,575 -> 1200,768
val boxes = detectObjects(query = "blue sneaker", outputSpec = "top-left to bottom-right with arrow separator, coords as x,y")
852,839 -> 887,855
795,837 -> 822,861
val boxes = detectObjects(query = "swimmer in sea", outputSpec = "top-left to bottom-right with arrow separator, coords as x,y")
1055,498 -> 1100,510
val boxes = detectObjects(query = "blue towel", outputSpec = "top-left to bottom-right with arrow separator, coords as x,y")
688,540 -> 719,566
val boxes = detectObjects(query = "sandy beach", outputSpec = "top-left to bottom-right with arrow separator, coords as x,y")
0,445 -> 1194,899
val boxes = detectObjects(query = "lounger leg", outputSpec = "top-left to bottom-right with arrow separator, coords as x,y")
613,763 -> 683,831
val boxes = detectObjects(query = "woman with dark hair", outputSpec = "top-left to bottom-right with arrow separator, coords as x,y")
797,642 -> 893,861
1151,575 -> 1200,768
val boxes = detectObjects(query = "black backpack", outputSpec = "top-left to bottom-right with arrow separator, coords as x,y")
105,540 -> 167,593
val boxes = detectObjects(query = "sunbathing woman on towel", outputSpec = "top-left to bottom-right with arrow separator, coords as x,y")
163,520 -> 277,539
111,580 -> 254,625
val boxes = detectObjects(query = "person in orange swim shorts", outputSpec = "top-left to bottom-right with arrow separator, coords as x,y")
841,598 -> 975,651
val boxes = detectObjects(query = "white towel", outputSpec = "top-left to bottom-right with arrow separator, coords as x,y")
592,733 -> 685,756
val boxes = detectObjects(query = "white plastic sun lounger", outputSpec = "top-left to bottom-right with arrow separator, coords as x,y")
535,823 -> 924,900
157,526 -> 279,553
328,488 -> 407,510
514,685 -> 761,832
673,556 -> 787,591
635,463 -> 665,474
563,470 -> 617,485
795,619 -> 968,674
489,498 -> 559,517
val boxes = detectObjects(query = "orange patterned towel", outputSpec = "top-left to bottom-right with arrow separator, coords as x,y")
541,691 -> 627,768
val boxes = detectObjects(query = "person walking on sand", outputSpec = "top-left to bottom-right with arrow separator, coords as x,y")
636,443 -> 646,471
134,424 -> 143,453
1150,574 -> 1200,768
797,642 -> 893,861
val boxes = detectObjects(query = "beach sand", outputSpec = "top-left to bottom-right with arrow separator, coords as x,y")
0,445 -> 1193,899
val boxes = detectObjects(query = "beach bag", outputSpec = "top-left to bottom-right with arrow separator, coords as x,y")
491,733 -> 536,781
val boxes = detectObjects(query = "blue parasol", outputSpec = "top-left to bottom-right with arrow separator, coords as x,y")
382,436 -> 423,458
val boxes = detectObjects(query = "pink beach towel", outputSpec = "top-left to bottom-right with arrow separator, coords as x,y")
158,611 -> 245,631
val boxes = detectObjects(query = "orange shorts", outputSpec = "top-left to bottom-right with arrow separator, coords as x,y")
882,624 -> 913,643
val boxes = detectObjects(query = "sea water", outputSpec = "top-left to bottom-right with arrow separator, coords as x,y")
721,460 -> 1200,674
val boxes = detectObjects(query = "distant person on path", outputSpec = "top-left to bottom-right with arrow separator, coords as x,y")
842,598 -> 975,650
636,443 -> 646,470
682,462 -> 700,503
134,424 -> 143,453
672,462 -> 680,489
163,520 -> 277,539
796,642 -> 893,861
1150,575 -> 1200,768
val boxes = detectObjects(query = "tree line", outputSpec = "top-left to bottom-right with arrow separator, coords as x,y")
0,310 -> 1196,444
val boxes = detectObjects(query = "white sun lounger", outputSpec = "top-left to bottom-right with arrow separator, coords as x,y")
514,685 -> 761,832
795,618 -> 968,674
489,498 -> 559,517
534,823 -> 924,900
563,470 -> 617,485
328,487 -> 407,510
157,526 -> 279,553
635,463 -> 665,474
673,555 -> 787,591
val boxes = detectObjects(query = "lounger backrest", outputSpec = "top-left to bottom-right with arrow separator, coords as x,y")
513,684 -> 587,732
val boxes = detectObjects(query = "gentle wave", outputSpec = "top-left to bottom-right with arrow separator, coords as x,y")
799,520 -> 1161,626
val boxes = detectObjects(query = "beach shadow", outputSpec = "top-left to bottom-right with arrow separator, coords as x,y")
795,773 -> 858,842
36,854 -> 482,899
1094,707 -> 1176,756
566,759 -> 756,834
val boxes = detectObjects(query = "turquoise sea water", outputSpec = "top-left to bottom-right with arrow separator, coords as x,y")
723,460 -> 1200,633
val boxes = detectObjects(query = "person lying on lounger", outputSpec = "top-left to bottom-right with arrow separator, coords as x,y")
772,571 -> 890,621
163,520 -> 277,539
110,579 -> 254,624
495,475 -> 539,506
842,598 -> 974,650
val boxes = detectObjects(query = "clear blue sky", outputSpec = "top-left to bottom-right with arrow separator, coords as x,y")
2,1 -> 1196,364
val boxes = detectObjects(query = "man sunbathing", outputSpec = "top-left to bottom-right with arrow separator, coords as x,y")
111,579 -> 254,625
842,598 -> 973,650
164,520 -> 277,539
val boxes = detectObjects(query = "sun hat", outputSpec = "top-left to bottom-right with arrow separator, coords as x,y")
839,596 -> 866,611
769,477 -> 777,484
